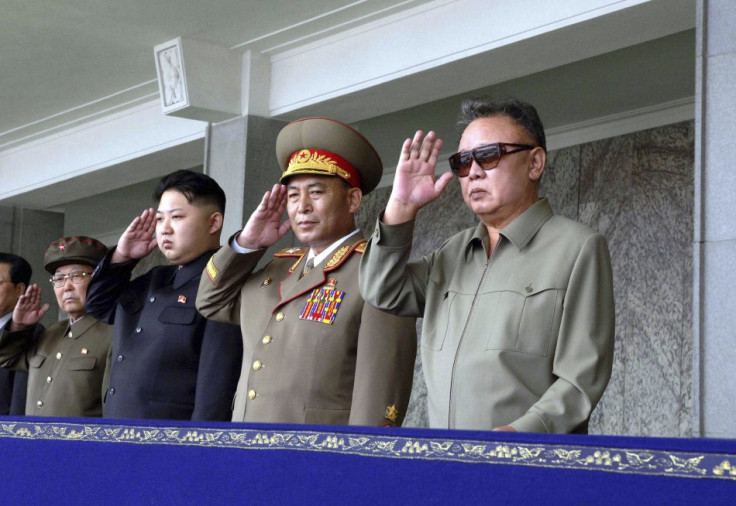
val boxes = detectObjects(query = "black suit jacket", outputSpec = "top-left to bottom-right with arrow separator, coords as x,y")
85,248 -> 242,421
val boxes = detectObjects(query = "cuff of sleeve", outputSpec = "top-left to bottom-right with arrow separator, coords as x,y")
230,232 -> 260,254
375,210 -> 415,248
510,411 -> 550,433
98,247 -> 138,277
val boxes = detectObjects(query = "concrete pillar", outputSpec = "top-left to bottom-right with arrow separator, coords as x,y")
0,206 -> 64,326
205,115 -> 290,253
693,0 -> 736,438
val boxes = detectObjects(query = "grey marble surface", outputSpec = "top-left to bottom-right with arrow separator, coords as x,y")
357,121 -> 694,436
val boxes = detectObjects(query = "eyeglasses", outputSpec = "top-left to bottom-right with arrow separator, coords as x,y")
448,142 -> 535,177
49,272 -> 92,287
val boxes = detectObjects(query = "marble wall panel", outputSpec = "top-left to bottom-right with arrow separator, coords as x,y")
359,120 -> 694,436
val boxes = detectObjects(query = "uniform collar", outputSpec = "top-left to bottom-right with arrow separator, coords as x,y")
172,249 -> 220,289
465,198 -> 553,258
306,229 -> 360,269
67,314 -> 97,339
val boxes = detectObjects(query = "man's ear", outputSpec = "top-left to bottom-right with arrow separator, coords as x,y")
14,282 -> 26,299
528,147 -> 546,182
208,211 -> 224,235
347,187 -> 362,214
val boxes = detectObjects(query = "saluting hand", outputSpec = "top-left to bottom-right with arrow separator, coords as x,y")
384,130 -> 453,225
10,284 -> 49,331
236,184 -> 291,250
111,208 -> 158,263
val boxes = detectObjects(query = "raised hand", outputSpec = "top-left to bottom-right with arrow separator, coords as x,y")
384,130 -> 454,225
236,184 -> 292,250
111,208 -> 158,263
10,284 -> 49,331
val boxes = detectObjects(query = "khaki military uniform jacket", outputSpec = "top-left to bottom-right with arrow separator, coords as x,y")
197,233 -> 416,426
0,316 -> 112,417
359,199 -> 615,433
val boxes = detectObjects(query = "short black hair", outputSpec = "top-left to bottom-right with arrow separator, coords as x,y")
0,253 -> 32,286
457,95 -> 546,151
153,170 -> 227,213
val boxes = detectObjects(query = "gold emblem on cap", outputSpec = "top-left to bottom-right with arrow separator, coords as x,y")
284,149 -> 352,181
261,277 -> 272,287
385,404 -> 399,423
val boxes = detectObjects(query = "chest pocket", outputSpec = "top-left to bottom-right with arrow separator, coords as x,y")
68,356 -> 97,371
28,354 -> 46,369
421,291 -> 456,351
158,306 -> 197,325
483,288 -> 563,356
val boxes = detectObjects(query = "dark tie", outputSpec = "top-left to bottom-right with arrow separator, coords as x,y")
300,258 -> 314,279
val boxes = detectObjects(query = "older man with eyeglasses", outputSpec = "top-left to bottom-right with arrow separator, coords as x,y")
359,95 -> 615,434
0,236 -> 113,417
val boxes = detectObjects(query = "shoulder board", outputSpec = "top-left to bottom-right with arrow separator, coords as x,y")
274,246 -> 308,258
324,239 -> 366,272
353,240 -> 367,254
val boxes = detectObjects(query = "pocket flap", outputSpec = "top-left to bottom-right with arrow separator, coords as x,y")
68,355 -> 97,371
158,306 -> 197,325
28,354 -> 47,368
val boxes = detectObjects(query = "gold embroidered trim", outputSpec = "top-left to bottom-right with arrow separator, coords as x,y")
1,420 -> 734,481
325,246 -> 351,270
353,240 -> 367,254
284,149 -> 352,181
324,240 -> 365,272
205,256 -> 219,283
274,247 -> 307,257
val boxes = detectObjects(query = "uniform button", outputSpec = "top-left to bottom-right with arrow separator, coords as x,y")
252,360 -> 262,371
56,352 -> 62,359
135,327 -> 142,333
275,312 -> 285,322
36,400 -> 43,407
149,296 -> 156,302
117,355 -> 124,362
248,390 -> 257,400
109,388 -> 115,395
262,335 -> 272,344
46,376 -> 52,384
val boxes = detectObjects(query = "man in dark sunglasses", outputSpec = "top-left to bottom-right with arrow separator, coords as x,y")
360,95 -> 615,434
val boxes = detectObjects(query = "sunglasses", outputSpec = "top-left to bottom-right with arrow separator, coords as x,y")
448,142 -> 535,177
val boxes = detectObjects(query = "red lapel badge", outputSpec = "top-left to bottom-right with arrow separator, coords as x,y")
177,295 -> 187,304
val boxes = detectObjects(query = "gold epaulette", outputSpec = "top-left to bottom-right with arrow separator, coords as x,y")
274,246 -> 308,258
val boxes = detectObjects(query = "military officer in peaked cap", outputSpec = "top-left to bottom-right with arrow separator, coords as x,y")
197,117 -> 416,426
0,236 -> 113,417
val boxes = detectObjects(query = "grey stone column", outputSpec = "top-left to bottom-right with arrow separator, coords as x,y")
693,0 -> 736,438
205,115 -> 291,255
0,206 -> 64,326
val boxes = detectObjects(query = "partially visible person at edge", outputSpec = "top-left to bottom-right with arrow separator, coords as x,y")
359,96 -> 615,433
0,237 -> 112,417
0,253 -> 45,416
196,117 -> 416,426
85,170 -> 242,421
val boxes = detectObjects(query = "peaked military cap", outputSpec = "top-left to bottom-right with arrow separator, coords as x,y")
276,117 -> 383,195
44,236 -> 108,274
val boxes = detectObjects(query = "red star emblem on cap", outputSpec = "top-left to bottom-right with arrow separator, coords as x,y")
58,243 -> 66,251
